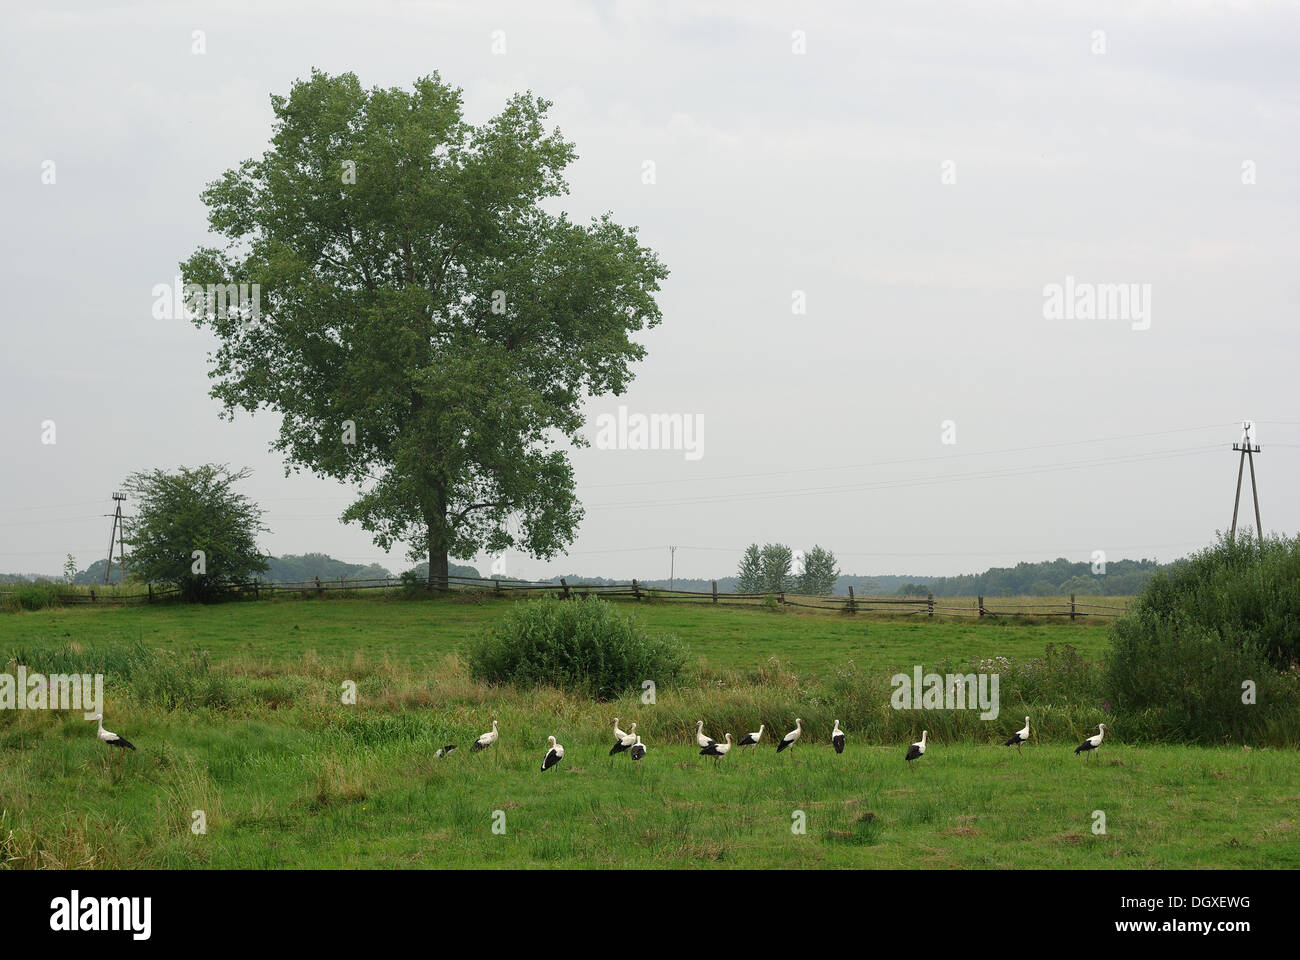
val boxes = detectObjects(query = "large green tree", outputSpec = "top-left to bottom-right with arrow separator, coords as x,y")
181,70 -> 668,587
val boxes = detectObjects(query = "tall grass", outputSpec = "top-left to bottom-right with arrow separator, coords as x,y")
0,583 -> 63,612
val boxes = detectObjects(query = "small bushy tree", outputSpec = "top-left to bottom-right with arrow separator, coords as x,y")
797,544 -> 839,595
760,543 -> 794,593
125,464 -> 269,602
736,544 -> 763,593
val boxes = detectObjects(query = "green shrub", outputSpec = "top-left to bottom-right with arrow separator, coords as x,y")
467,597 -> 685,700
1103,532 -> 1300,744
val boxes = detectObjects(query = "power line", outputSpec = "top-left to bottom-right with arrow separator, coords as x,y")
585,444 -> 1220,511
578,421 -> 1239,489
0,515 -> 109,527
559,540 -> 1207,559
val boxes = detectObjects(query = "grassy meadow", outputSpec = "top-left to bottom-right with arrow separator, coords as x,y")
1,595 -> 1297,869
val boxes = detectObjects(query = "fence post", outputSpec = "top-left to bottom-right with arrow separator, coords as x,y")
848,585 -> 856,614
1070,593 -> 1076,621
978,595 -> 984,618
561,578 -> 570,599
927,592 -> 934,617
711,580 -> 718,604
90,589 -> 96,603
632,578 -> 641,601
495,578 -> 502,597
147,583 -> 153,604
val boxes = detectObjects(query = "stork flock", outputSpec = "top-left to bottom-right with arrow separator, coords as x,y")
83,711 -> 1112,769
425,714 -> 1113,772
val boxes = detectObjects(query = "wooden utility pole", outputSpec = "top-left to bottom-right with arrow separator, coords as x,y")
104,492 -> 127,585
669,545 -> 676,593
1229,421 -> 1263,544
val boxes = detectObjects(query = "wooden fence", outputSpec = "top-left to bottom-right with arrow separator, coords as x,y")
1,575 -> 1130,619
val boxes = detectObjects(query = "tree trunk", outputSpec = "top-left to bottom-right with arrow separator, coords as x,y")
427,545 -> 449,593
425,486 -> 450,593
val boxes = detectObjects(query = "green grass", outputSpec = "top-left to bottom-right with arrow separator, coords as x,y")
1,596 -> 1295,869
0,593 -> 1113,676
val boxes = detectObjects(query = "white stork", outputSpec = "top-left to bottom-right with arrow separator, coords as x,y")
905,730 -> 928,768
613,717 -> 628,744
630,735 -> 647,761
831,719 -> 845,754
472,720 -> 499,752
1003,716 -> 1030,753
610,722 -> 638,756
1074,723 -> 1108,758
89,713 -> 135,755
695,720 -> 715,749
541,736 -> 564,772
738,724 -> 764,747
435,744 -> 457,758
776,718 -> 802,753
700,732 -> 733,760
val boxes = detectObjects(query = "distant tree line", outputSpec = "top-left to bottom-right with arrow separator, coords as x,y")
895,557 -> 1162,597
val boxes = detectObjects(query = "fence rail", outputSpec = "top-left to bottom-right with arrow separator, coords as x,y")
1,575 -> 1131,619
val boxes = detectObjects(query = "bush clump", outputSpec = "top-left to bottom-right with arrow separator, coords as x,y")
468,597 -> 685,700
1103,532 -> 1300,744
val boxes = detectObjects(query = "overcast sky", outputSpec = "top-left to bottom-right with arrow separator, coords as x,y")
2,0 -> 1297,582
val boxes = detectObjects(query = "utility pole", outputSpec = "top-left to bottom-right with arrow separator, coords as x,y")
669,545 -> 676,592
104,492 -> 127,585
1229,421 -> 1263,545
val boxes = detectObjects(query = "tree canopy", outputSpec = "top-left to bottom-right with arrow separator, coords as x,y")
796,544 -> 840,595
181,70 -> 668,586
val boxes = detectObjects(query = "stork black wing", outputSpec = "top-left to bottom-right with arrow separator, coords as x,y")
832,734 -> 845,754
109,736 -> 136,751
